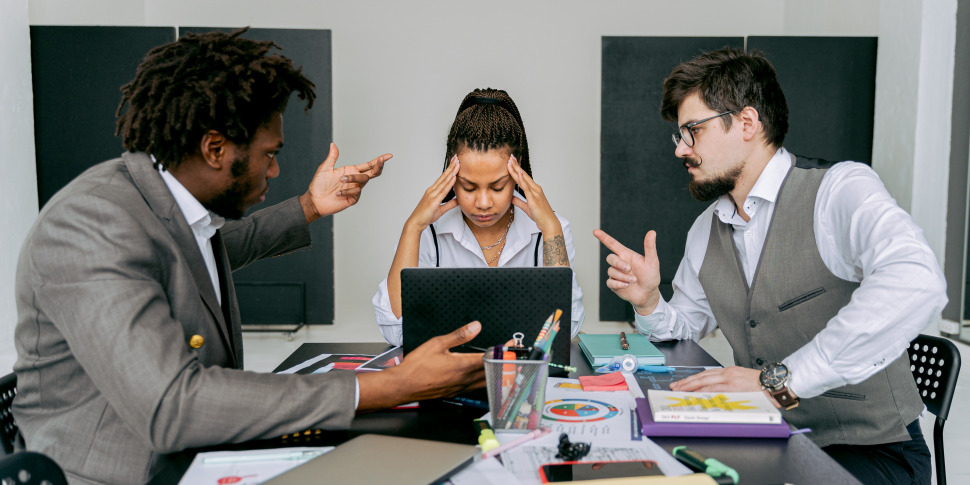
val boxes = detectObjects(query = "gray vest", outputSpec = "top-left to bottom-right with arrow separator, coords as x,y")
697,155 -> 923,447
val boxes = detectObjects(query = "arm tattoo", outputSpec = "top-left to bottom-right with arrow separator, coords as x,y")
543,234 -> 569,267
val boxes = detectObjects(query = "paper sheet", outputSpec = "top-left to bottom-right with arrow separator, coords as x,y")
177,447 -> 334,485
542,377 -> 639,442
499,436 -> 692,485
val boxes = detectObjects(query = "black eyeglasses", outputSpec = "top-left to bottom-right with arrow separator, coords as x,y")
671,111 -> 733,147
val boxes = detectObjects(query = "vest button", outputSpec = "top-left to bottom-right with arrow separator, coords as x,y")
749,320 -> 759,328
756,358 -> 765,366
189,335 -> 205,348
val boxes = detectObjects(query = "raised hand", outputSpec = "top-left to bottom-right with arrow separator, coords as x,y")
405,155 -> 460,231
507,155 -> 562,237
593,229 -> 663,315
300,143 -> 392,223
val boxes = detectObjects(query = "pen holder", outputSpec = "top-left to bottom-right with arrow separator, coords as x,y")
483,346 -> 550,431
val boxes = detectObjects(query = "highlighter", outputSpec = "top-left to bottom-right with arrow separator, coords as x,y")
672,446 -> 739,484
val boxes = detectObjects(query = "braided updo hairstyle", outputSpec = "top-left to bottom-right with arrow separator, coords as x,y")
443,88 -> 531,201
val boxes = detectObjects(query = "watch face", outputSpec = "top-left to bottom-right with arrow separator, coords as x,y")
760,363 -> 790,388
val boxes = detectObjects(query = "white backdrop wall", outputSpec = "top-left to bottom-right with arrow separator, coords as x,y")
1,0 -> 39,373
10,0 -> 953,351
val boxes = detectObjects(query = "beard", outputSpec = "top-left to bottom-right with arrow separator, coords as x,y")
205,153 -> 255,219
686,157 -> 744,202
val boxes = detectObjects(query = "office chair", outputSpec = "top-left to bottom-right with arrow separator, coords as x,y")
1,372 -> 18,456
908,334 -> 961,485
0,451 -> 67,485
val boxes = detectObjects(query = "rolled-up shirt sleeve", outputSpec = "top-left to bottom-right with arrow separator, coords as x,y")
784,163 -> 947,399
373,278 -> 404,346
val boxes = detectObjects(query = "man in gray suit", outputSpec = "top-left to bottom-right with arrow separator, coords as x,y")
13,29 -> 485,484
595,47 -> 943,484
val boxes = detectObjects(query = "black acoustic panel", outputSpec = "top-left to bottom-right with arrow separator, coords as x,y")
234,282 -> 306,325
30,26 -> 176,207
181,27 -> 334,325
600,37 -> 744,322
747,37 -> 877,165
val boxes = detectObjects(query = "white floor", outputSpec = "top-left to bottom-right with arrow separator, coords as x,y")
243,321 -> 970,484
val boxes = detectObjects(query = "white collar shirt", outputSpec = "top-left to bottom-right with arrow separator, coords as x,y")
372,194 -> 586,346
633,147 -> 946,400
158,166 -> 226,305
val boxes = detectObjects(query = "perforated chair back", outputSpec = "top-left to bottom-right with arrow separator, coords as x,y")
1,373 -> 17,456
908,334 -> 961,485
0,451 -> 68,485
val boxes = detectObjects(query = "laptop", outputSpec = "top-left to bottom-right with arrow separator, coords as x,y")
264,434 -> 478,485
401,267 -> 572,373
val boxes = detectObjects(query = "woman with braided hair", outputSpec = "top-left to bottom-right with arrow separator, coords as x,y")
373,88 -> 585,346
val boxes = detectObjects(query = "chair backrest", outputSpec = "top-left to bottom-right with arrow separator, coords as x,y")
908,334 -> 961,420
0,451 -> 68,485
1,373 -> 17,456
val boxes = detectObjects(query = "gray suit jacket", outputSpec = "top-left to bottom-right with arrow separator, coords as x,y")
13,152 -> 356,484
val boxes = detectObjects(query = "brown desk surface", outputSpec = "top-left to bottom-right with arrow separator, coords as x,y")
155,340 -> 860,485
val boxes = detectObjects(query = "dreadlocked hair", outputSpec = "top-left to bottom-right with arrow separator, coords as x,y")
115,27 -> 316,170
443,88 -> 531,200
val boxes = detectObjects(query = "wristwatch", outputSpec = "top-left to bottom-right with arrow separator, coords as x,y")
760,362 -> 800,410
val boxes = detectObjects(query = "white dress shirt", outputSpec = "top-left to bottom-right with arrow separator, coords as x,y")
634,147 -> 947,399
373,195 -> 586,346
158,168 -> 225,303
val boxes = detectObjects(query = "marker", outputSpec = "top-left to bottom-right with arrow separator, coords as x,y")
481,426 -> 552,459
620,331 -> 629,350
473,419 -> 500,452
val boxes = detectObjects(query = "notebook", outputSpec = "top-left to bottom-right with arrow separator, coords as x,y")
646,390 -> 782,424
264,434 -> 479,485
401,267 -> 572,373
635,396 -> 792,438
578,333 -> 666,367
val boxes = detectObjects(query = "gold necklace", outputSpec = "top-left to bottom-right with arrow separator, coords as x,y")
481,207 -> 514,264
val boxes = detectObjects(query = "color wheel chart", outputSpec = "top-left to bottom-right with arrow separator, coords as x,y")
543,399 -> 620,422
542,398 -> 633,438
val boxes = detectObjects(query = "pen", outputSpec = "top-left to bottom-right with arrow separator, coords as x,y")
481,426 -> 552,459
620,331 -> 629,350
202,449 -> 327,465
548,362 -> 578,373
442,396 -> 490,410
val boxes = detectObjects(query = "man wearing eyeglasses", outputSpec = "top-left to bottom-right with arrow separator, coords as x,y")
595,47 -> 943,485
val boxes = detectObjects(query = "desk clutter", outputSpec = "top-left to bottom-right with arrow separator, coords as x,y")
256,336 -> 827,484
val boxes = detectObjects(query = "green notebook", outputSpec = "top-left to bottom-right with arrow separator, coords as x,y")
578,333 -> 666,367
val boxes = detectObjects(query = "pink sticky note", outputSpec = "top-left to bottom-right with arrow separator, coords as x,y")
579,371 -> 629,392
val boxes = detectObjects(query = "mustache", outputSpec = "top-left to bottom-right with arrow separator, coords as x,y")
684,157 -> 701,168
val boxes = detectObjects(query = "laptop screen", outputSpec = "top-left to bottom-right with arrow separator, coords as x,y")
401,267 -> 572,373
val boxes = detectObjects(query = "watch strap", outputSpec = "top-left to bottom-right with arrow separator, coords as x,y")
769,387 -> 799,410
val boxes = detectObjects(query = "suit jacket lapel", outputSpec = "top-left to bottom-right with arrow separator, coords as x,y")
123,152 -> 239,367
211,230 -> 244,365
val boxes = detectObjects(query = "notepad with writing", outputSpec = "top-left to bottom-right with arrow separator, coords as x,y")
577,333 -> 665,367
646,390 -> 782,424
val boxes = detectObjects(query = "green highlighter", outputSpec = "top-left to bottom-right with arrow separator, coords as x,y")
672,446 -> 739,484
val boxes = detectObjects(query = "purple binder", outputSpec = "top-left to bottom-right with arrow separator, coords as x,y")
635,397 -> 792,439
